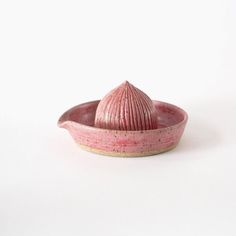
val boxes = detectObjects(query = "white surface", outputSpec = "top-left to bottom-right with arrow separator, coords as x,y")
1,0 -> 236,235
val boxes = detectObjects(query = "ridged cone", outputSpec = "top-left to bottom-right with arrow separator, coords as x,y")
95,81 -> 158,131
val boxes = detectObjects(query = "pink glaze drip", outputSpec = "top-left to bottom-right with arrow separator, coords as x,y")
95,81 -> 158,131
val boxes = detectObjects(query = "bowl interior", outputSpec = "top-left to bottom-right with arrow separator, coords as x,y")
60,100 -> 186,129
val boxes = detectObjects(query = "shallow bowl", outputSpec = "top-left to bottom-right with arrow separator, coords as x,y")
58,100 -> 188,157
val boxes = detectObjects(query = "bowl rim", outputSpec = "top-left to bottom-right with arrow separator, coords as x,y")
58,100 -> 188,133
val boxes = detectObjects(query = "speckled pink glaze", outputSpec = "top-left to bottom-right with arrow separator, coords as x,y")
58,100 -> 188,157
95,81 -> 158,131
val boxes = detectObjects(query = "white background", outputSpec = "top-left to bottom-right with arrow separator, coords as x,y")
1,0 -> 236,235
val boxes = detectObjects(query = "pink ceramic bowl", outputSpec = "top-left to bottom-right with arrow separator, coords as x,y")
58,100 -> 188,157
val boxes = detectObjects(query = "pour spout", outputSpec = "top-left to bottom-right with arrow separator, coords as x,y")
57,111 -> 74,129
57,119 -> 72,129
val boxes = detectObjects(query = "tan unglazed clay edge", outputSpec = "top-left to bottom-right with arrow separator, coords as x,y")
79,143 -> 178,157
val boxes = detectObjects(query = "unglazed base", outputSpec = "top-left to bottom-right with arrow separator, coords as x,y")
79,143 -> 178,157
